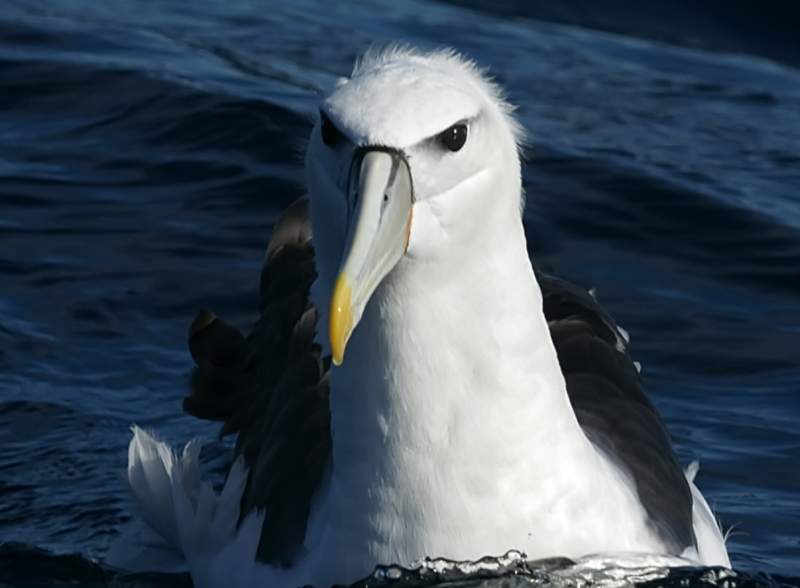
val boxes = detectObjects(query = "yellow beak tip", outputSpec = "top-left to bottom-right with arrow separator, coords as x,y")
329,275 -> 354,368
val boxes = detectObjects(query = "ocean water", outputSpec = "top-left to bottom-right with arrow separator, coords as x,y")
1,0 -> 799,586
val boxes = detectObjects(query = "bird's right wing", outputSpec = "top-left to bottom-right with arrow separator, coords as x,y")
184,197 -> 332,567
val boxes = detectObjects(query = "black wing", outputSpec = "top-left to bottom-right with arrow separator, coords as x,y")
184,197 -> 331,567
538,272 -> 696,553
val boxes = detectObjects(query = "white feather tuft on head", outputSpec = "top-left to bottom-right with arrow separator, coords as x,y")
350,45 -> 525,151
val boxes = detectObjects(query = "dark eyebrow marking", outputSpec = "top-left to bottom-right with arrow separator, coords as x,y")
319,109 -> 345,146
419,114 -> 478,147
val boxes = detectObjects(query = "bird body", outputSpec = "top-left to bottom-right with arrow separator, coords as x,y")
111,47 -> 730,587
308,199 -> 659,575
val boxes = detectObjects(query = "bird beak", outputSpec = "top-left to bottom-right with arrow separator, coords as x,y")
329,149 -> 413,366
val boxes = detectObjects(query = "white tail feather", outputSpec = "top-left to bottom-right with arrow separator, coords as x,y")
108,426 -> 264,582
683,461 -> 731,568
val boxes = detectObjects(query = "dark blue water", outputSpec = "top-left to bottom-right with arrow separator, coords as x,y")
1,0 -> 799,586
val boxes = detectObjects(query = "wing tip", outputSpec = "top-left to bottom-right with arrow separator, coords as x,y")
189,308 -> 217,339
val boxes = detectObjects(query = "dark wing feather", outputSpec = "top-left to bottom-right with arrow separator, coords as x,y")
184,197 -> 331,567
538,272 -> 696,553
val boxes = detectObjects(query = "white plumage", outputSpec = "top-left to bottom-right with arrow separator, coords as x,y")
110,47 -> 730,587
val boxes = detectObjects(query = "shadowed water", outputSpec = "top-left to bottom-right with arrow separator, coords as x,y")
0,0 -> 799,586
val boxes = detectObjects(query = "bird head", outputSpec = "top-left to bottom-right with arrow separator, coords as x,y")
306,47 -> 523,365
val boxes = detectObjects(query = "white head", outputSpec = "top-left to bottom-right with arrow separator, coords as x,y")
305,47 -> 524,364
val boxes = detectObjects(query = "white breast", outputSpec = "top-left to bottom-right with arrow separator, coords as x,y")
299,225 -> 668,585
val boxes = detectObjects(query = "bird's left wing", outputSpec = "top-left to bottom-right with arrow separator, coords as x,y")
539,272 -> 696,555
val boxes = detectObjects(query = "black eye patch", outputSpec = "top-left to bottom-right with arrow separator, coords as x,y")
436,123 -> 468,152
320,111 -> 343,146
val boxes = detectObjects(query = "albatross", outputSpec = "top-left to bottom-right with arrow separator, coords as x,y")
114,47 -> 731,587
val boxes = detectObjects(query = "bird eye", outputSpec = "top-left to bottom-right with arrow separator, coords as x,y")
437,123 -> 468,152
320,112 -> 342,147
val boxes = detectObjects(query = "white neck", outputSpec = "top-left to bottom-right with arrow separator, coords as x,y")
330,199 -> 587,472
